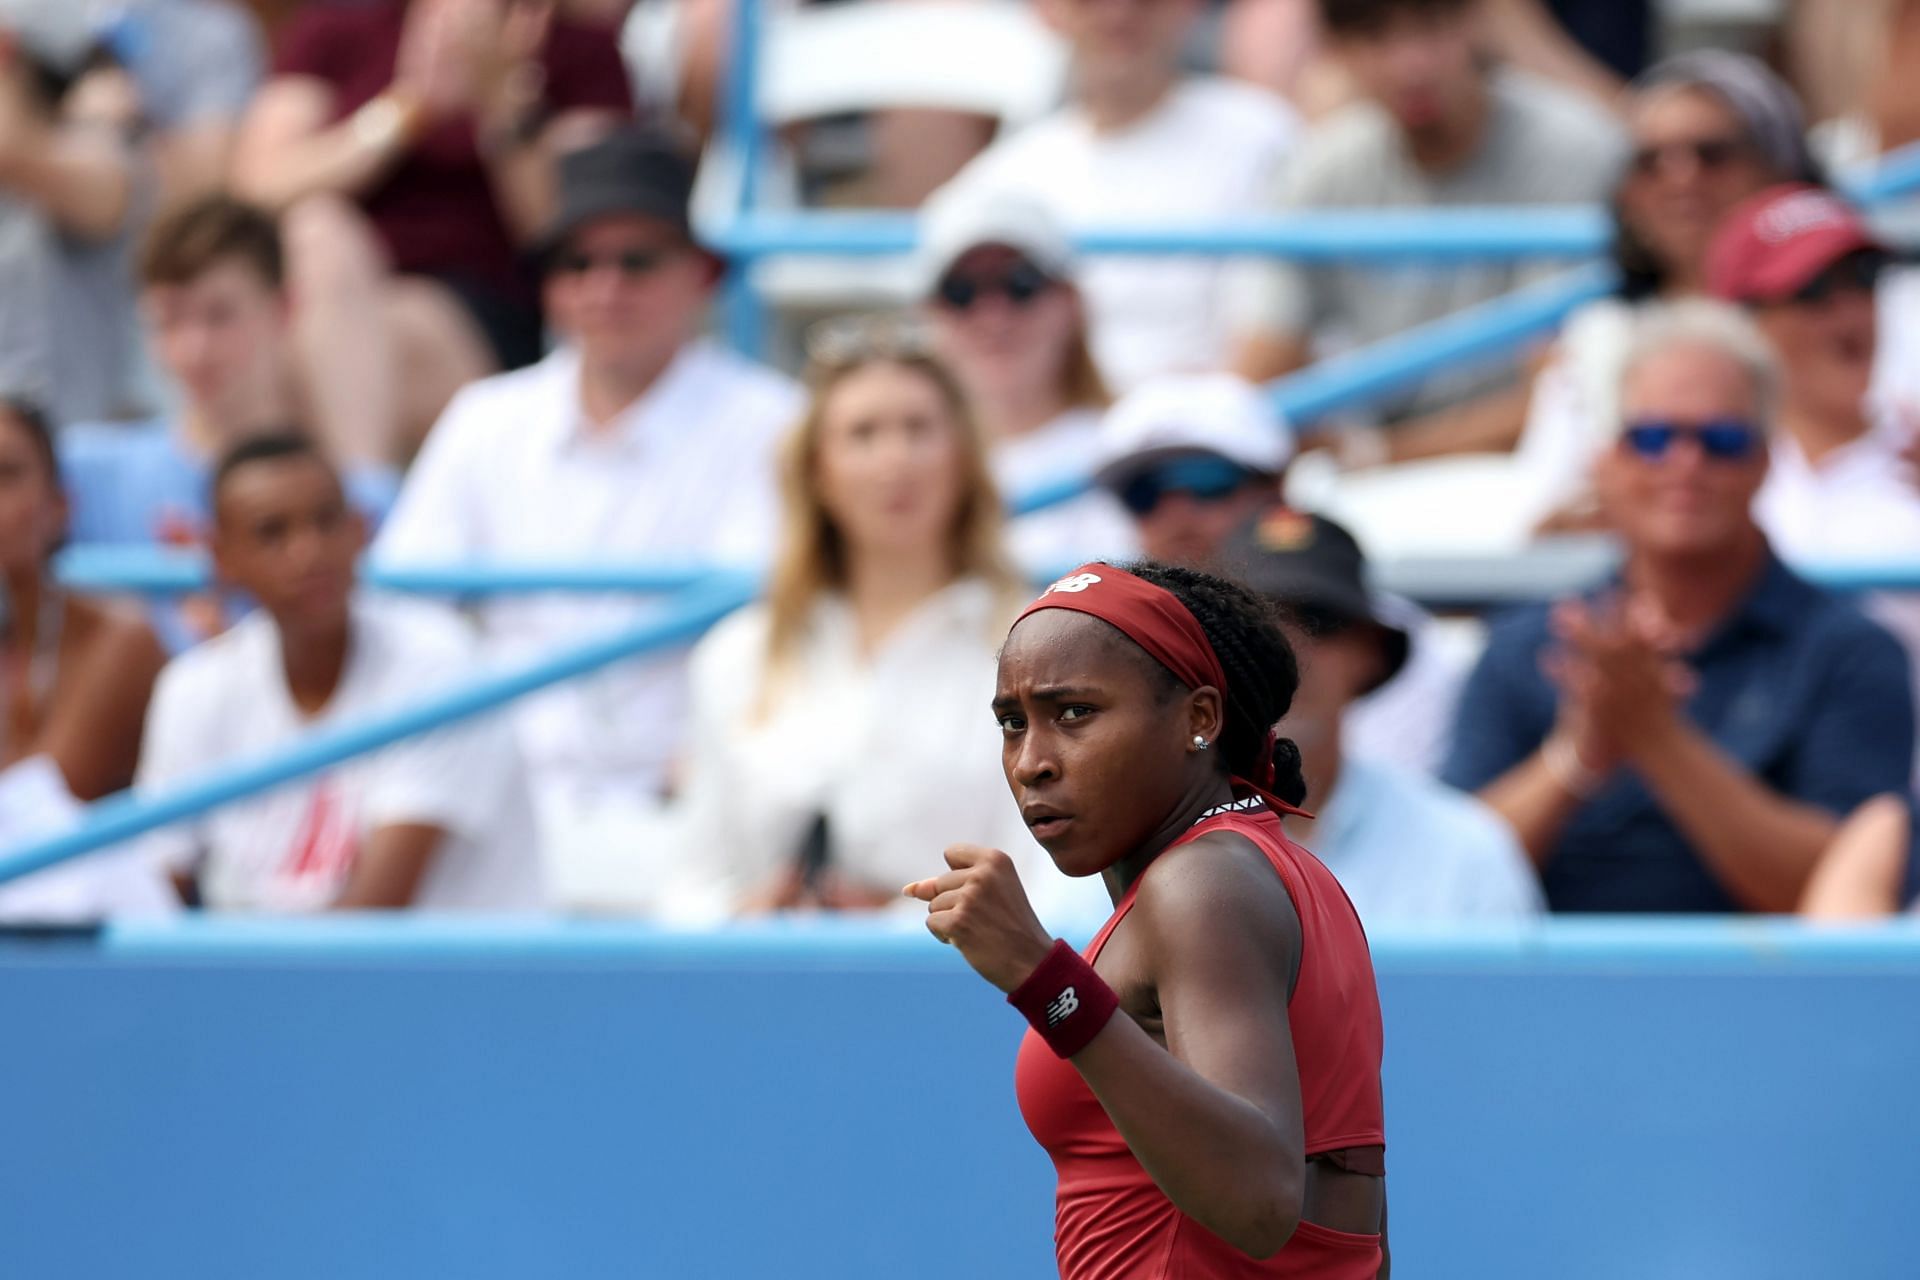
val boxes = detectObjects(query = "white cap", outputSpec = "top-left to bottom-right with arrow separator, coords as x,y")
0,0 -> 102,76
1093,373 -> 1294,489
915,184 -> 1075,296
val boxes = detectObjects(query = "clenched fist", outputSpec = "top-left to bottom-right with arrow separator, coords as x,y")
903,845 -> 1055,993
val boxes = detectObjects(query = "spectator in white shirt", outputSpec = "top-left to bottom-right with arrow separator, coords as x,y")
1705,185 -> 1920,677
935,0 -> 1299,390
1223,507 -> 1540,923
138,435 -> 543,913
920,186 -> 1137,575
664,324 -> 1104,929
375,128 -> 801,910
1231,0 -> 1623,467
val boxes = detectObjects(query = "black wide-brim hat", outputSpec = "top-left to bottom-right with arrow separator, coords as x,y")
1221,505 -> 1411,695
538,126 -> 707,261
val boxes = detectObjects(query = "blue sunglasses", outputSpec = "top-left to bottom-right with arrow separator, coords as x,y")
1620,419 -> 1762,462
1118,455 -> 1253,516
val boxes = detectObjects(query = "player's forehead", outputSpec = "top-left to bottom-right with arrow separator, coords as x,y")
997,610 -> 1157,696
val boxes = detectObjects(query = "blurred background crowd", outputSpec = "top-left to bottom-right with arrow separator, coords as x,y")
1,0 -> 1918,932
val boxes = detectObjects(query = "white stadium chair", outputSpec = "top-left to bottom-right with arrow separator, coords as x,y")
626,0 -> 1069,312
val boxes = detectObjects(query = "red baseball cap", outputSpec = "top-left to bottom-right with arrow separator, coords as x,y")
1706,183 -> 1884,304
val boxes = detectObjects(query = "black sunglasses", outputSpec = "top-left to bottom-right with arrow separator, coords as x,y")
1788,251 -> 1886,306
1628,136 -> 1749,178
1118,455 -> 1254,517
552,246 -> 683,279
935,259 -> 1054,311
1620,418 -> 1762,462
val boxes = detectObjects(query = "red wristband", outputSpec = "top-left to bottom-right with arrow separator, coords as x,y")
1008,939 -> 1119,1059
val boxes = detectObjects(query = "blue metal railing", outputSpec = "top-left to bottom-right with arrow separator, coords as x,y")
711,206 -> 1617,261
0,575 -> 757,887
49,542 -> 1920,601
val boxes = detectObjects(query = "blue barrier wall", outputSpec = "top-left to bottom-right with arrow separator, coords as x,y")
3,919 -> 1918,1279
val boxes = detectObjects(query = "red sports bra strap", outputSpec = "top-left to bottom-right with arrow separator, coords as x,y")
1084,879 -> 1146,964
1084,806 -> 1295,964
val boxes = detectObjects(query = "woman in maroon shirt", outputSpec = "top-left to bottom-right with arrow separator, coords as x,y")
907,562 -> 1387,1278
233,0 -> 633,465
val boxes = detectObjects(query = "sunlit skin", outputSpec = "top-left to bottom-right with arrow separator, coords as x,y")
990,610 -> 1230,895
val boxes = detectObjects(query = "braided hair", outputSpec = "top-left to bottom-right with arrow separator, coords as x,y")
1126,562 -> 1310,807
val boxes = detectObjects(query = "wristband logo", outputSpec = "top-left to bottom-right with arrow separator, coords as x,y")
1045,572 -> 1102,595
1046,987 -> 1081,1026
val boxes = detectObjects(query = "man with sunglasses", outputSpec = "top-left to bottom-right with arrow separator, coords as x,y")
1707,186 -> 1920,664
1445,300 -> 1914,913
377,127 -> 801,912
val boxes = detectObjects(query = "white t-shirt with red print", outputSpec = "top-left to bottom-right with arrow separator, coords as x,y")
134,596 -> 544,913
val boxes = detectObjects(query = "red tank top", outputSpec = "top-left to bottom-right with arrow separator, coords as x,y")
1014,806 -> 1386,1280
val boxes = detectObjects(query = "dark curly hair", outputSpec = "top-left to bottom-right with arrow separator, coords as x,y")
1125,562 -> 1310,808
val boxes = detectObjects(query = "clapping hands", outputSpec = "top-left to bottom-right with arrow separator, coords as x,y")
1543,594 -> 1698,776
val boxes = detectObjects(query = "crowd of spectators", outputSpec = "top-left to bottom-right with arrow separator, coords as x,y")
2,0 -> 1919,930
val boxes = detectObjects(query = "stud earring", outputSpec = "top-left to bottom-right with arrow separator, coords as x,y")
1192,735 -> 1210,751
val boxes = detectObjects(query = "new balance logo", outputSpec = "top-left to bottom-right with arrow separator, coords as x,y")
1045,572 -> 1102,595
1046,987 -> 1081,1026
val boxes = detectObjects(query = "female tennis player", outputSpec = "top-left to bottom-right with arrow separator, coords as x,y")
905,562 -> 1386,1277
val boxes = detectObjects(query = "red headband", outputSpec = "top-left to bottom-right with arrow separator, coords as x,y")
1013,564 -> 1305,814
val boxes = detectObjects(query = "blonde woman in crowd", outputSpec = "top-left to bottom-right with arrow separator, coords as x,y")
664,320 -> 1102,927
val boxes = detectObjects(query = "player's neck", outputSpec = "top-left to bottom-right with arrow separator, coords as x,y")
1104,774 -> 1240,902
277,611 -> 353,717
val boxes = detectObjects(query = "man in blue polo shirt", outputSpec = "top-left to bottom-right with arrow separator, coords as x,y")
1444,299 -> 1914,913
